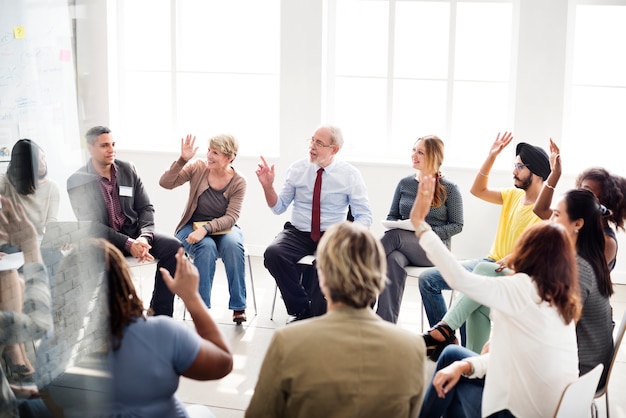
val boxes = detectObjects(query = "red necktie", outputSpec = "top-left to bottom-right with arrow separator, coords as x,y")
311,168 -> 324,242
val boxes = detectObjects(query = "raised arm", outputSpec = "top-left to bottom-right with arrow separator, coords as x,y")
160,248 -> 233,380
160,134 -> 198,190
533,138 -> 561,220
256,156 -> 278,208
470,132 -> 514,204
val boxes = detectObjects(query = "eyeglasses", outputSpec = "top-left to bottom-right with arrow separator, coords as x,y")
513,163 -> 529,171
307,137 -> 334,149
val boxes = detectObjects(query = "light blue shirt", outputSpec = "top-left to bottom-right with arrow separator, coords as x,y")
271,158 -> 373,231
110,316 -> 202,417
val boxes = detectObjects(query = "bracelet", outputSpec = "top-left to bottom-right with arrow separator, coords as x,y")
478,171 -> 489,177
544,183 -> 555,190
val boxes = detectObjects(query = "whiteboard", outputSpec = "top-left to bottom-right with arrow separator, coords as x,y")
0,0 -> 82,219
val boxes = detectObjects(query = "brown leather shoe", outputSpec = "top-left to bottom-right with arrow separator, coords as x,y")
233,310 -> 247,325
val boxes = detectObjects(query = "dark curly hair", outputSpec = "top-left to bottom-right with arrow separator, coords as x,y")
576,167 -> 626,231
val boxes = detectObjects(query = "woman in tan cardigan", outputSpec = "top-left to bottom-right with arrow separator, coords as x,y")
160,134 -> 248,323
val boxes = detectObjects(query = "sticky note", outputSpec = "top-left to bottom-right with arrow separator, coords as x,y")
13,26 -> 25,39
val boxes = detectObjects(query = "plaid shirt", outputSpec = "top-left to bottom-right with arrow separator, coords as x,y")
96,164 -> 127,233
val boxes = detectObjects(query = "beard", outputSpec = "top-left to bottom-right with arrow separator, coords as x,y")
514,173 -> 533,190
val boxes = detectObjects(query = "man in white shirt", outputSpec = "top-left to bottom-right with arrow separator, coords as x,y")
256,125 -> 373,322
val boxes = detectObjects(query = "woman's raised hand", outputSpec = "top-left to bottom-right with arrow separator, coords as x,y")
181,134 -> 199,162
548,138 -> 561,177
0,196 -> 38,251
410,175 -> 436,229
160,247 -> 200,303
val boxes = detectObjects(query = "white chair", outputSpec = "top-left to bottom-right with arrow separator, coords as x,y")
270,254 -> 315,320
125,256 -> 159,298
185,404 -> 216,418
592,309 -> 626,418
126,247 -> 258,319
405,265 -> 455,332
185,246 -> 258,319
554,363 -> 604,418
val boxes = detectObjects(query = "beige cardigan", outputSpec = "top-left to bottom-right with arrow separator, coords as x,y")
159,157 -> 247,234
0,174 -> 59,240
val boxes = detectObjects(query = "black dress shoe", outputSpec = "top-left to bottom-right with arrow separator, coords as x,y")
286,313 -> 309,325
286,304 -> 312,325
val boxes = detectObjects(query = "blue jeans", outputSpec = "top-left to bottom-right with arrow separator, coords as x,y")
418,258 -> 489,326
176,223 -> 246,310
419,345 -> 484,418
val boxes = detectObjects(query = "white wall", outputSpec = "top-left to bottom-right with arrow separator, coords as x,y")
75,0 -> 626,284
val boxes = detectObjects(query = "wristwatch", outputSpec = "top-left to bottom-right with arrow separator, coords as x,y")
414,222 -> 432,238
203,224 -> 211,234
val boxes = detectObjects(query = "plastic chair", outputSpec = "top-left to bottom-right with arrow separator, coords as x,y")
405,265 -> 455,332
270,208 -> 352,320
554,363 -> 604,418
270,254 -> 315,320
592,309 -> 626,418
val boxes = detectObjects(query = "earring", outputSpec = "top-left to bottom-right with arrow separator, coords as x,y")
574,229 -> 579,234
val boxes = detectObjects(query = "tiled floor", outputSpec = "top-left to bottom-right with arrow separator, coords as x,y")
130,256 -> 626,418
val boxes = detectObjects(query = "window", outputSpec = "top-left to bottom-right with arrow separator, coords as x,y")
326,0 -> 516,166
562,1 -> 626,173
111,0 -> 280,156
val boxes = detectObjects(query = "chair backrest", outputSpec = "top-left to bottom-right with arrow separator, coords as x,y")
554,364 -> 604,418
595,308 -> 626,398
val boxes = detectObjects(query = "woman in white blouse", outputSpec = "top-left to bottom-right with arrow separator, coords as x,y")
412,176 -> 582,418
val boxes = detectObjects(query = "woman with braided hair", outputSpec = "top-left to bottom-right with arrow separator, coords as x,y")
100,239 -> 233,417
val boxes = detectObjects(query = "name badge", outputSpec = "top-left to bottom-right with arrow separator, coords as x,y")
119,186 -> 133,197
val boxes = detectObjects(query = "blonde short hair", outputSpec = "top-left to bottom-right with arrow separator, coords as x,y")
316,222 -> 386,308
209,134 -> 239,162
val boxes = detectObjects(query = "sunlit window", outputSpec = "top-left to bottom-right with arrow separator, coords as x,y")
563,2 -> 626,173
112,0 -> 280,156
327,0 -> 515,165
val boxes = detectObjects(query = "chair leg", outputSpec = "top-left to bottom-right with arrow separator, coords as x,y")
247,254 -> 258,316
420,302 -> 424,333
606,392 -> 610,418
270,285 -> 278,320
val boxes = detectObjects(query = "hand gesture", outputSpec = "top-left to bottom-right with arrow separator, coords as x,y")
160,248 -> 200,303
410,176 -> 436,229
432,361 -> 465,398
129,238 -> 154,263
181,134 -> 199,162
494,255 -> 511,272
0,196 -> 38,252
548,138 -> 561,178
255,156 -> 275,187
488,131 -> 514,159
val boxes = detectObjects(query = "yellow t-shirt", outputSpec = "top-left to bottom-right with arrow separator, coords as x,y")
487,187 -> 541,261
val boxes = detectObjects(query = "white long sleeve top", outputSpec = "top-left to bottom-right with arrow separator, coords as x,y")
419,230 -> 579,418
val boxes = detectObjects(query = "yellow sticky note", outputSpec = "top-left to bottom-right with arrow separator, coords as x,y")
14,26 -> 25,39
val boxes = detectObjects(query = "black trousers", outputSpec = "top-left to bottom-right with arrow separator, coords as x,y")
140,232 -> 183,316
264,222 -> 327,316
